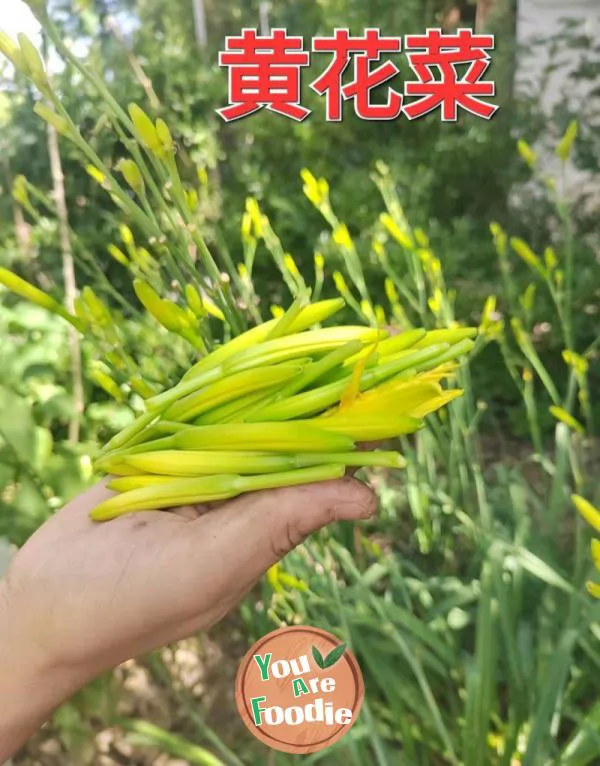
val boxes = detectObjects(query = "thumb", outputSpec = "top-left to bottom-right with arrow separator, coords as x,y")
195,476 -> 377,572
263,476 -> 377,560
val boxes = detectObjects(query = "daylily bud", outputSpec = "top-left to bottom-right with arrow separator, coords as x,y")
155,118 -> 173,153
556,120 -> 578,162
86,165 -> 107,186
33,102 -> 72,137
12,175 -> 30,208
120,224 -> 134,247
0,32 -> 25,71
134,279 -> 185,332
129,375 -> 158,398
0,267 -> 83,331
81,286 -> 113,327
185,284 -> 206,317
117,158 -> 144,193
517,139 -> 537,168
186,188 -> 198,210
332,223 -> 353,250
510,237 -> 546,278
17,33 -> 47,85
90,368 -> 124,401
380,213 -> 412,249
107,244 -> 129,266
128,103 -> 161,153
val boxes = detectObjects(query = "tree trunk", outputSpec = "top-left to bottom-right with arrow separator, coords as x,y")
46,123 -> 84,444
192,0 -> 208,48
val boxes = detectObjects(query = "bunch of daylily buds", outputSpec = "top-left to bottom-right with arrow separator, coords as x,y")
91,296 -> 476,521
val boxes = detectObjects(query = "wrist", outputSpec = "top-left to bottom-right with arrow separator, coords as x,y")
0,578 -> 86,759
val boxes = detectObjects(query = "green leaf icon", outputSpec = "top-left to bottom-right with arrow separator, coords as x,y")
311,645 -> 325,670
323,642 -> 347,668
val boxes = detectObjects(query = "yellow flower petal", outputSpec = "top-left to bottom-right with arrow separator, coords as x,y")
586,581 -> 600,599
549,406 -> 584,434
573,494 -> 600,533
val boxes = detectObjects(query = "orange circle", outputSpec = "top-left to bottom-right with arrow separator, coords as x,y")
235,625 -> 364,754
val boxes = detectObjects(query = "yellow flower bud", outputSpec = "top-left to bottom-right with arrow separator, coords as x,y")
414,228 -> 430,248
283,253 -> 301,280
380,213 -> 412,249
129,375 -> 158,399
517,139 -> 537,167
117,158 -> 144,193
573,494 -> 600,534
375,305 -> 387,326
245,198 -> 263,237
489,222 -> 507,257
241,211 -> 252,240
549,405 -> 584,434
332,223 -> 353,250
33,103 -> 72,137
562,350 -> 588,376
107,244 -> 129,266
186,188 -> 198,211
120,224 -> 134,247
17,33 -> 46,84
333,271 -> 348,295
185,284 -> 206,317
544,246 -> 557,271
556,121 -> 578,162
12,175 -> 30,208
0,32 -> 25,71
511,237 -> 546,277
134,279 -> 185,332
86,165 -> 107,186
128,103 -> 161,153
202,297 -> 225,321
155,118 -> 174,152
0,267 -> 83,331
90,368 -> 124,401
82,286 -> 112,327
384,277 -> 398,304
197,166 -> 208,186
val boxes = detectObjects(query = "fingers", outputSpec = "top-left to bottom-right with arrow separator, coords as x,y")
187,476 -> 376,580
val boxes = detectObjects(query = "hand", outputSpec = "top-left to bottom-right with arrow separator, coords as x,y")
0,476 -> 376,759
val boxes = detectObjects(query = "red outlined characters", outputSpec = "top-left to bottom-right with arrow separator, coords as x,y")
403,28 -> 497,121
217,28 -> 311,122
310,28 -> 403,121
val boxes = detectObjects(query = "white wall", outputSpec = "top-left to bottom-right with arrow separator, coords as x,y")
516,0 -> 600,192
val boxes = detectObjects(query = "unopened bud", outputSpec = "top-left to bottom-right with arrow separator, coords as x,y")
34,102 -> 72,137
86,165 -> 107,186
185,283 -> 206,317
107,244 -> 129,266
12,175 -> 30,207
0,32 -> 25,71
17,33 -> 47,85
128,103 -> 161,153
155,118 -> 173,152
119,224 -> 134,247
117,158 -> 144,193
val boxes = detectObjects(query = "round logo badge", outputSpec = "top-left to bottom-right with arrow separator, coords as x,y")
235,625 -> 364,754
